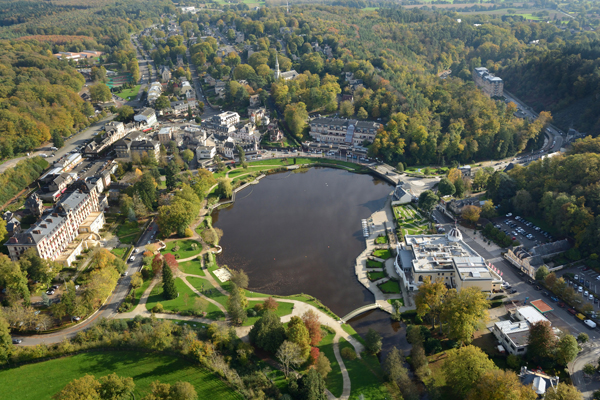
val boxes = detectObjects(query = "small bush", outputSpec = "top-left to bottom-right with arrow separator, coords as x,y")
152,303 -> 164,313
247,309 -> 257,317
254,303 -> 264,312
425,338 -> 442,355
184,228 -> 193,237
341,347 -> 357,360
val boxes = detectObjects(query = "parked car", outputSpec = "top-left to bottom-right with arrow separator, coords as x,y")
550,296 -> 559,302
590,294 -> 595,301
510,289 -> 518,294
72,316 -> 81,321
568,308 -> 578,315
12,339 -> 22,344
121,271 -> 128,277
579,286 -> 583,293
557,302 -> 566,308
129,256 -> 135,262
584,319 -> 597,329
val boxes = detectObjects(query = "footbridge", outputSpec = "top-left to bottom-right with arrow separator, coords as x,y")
340,303 -> 391,323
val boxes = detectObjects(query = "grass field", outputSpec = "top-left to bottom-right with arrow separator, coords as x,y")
318,333 -> 344,397
111,246 -> 129,260
132,278 -> 153,307
372,249 -> 392,259
179,258 -> 205,276
116,221 -> 142,244
0,351 -> 242,400
378,280 -> 402,294
161,239 -> 202,259
187,276 -> 229,309
367,260 -> 384,268
115,85 -> 141,101
338,338 -> 390,400
243,300 -> 295,326
368,271 -> 386,281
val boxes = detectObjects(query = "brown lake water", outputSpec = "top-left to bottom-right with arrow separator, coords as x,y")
212,167 -> 409,354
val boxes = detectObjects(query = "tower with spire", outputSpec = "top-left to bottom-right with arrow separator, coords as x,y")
275,54 -> 280,80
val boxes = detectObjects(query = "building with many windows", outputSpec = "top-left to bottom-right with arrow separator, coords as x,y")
134,108 -> 157,127
473,67 -> 504,97
201,111 -> 240,135
309,117 -> 382,146
5,188 -> 103,266
394,226 -> 503,293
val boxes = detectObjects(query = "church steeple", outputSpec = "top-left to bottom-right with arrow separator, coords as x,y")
275,54 -> 280,80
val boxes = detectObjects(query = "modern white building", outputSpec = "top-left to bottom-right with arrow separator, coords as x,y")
394,226 -> 503,293
134,108 -> 157,127
309,117 -> 382,146
146,82 -> 163,105
196,145 -> 216,159
492,306 -> 551,356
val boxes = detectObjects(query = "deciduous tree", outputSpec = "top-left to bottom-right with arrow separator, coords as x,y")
287,316 -> 311,359
442,345 -> 497,398
302,310 -> 322,346
277,340 -> 305,377
528,321 -> 556,362
249,310 -> 286,353
466,369 -> 536,400
461,205 -> 481,224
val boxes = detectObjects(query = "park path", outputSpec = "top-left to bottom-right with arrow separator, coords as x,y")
119,274 -> 358,399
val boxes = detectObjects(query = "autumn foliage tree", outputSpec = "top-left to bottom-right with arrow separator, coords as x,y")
152,254 -> 164,276
164,253 -> 179,272
263,297 -> 278,311
461,205 -> 482,224
302,309 -> 323,346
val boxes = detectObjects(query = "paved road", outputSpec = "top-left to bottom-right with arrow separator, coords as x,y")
570,341 -> 600,399
504,90 -> 564,152
13,221 -> 159,345
0,114 -> 115,174
433,208 -> 594,337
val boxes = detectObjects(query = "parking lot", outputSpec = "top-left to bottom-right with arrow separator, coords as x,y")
491,214 -> 554,249
560,266 -> 600,311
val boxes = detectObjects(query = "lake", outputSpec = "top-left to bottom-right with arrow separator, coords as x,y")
212,167 -> 392,317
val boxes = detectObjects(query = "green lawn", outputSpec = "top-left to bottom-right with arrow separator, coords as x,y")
375,235 -> 388,244
368,271 -> 386,281
116,221 -> 141,238
387,298 -> 405,307
161,239 -> 202,259
378,280 -> 402,294
145,278 -> 225,320
372,249 -> 392,259
367,260 -> 384,268
318,333 -> 344,397
132,278 -> 153,307
243,300 -> 295,326
179,258 -> 205,276
115,85 -> 141,100
338,338 -> 390,400
0,351 -> 243,400
187,276 -> 229,309
111,246 -> 129,260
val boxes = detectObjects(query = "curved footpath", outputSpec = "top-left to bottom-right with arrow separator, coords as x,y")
114,272 -> 359,399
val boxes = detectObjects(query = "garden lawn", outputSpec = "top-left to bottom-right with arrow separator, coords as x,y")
161,239 -> 202,259
368,271 -> 386,281
111,246 -> 128,260
318,333 -> 344,397
243,300 -> 295,326
387,298 -> 405,307
367,260 -> 383,268
116,221 -> 141,238
338,338 -> 390,400
375,235 -> 388,244
115,85 -> 141,100
187,276 -> 229,309
0,351 -> 242,400
372,249 -> 392,259
378,280 -> 402,294
179,258 -> 205,276
145,277 -> 197,313
132,278 -> 153,307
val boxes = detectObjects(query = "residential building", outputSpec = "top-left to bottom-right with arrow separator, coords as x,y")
166,100 -> 197,116
85,121 -> 144,156
180,6 -> 197,13
235,32 -> 245,43
233,123 -> 260,143
157,127 -> 173,144
3,211 -> 21,237
202,111 -> 240,135
204,74 -> 217,86
159,65 -> 171,82
249,94 -> 260,107
196,145 -> 216,159
473,67 -> 504,97
146,82 -> 163,105
505,240 -> 571,278
131,140 -> 160,161
519,367 -> 560,397
492,306 -> 552,356
114,131 -> 143,159
217,45 -> 236,58
394,226 -> 503,293
270,128 -> 284,142
309,117 -> 382,146
6,188 -> 103,266
248,107 -> 266,124
180,80 -> 194,99
134,108 -> 157,127
49,173 -> 75,192
392,183 -> 414,205
25,193 -> 44,217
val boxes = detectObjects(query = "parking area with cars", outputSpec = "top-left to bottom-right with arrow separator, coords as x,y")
491,213 -> 554,249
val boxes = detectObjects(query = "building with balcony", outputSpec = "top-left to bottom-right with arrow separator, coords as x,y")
473,67 -> 504,97
6,188 -> 103,266
309,117 -> 381,146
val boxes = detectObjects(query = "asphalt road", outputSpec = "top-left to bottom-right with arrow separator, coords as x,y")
0,114 -> 115,174
433,208 -> 596,338
13,221 -> 159,346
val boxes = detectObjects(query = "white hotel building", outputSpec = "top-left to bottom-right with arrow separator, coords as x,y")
6,188 -> 104,266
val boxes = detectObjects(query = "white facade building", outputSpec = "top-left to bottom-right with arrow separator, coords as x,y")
134,108 -> 157,127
